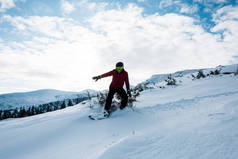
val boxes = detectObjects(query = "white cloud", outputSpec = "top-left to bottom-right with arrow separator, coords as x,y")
180,4 -> 199,14
194,0 -> 228,4
207,0 -> 228,3
77,0 -> 108,13
0,0 -> 15,12
88,4 -> 236,79
3,15 -> 79,39
158,0 -> 198,14
213,5 -> 238,22
0,0 -> 26,12
159,0 -> 174,9
0,4 -> 237,93
211,6 -> 238,61
203,7 -> 212,12
61,0 -> 75,15
87,2 -> 108,11
0,15 -> 105,93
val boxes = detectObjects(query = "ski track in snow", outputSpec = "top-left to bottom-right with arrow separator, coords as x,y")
97,92 -> 238,159
0,75 -> 238,159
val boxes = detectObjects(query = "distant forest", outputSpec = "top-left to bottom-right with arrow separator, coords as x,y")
0,96 -> 89,120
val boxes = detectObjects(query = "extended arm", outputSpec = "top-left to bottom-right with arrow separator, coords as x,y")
100,70 -> 114,78
92,70 -> 114,81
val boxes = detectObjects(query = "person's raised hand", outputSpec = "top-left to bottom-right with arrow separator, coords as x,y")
92,76 -> 101,82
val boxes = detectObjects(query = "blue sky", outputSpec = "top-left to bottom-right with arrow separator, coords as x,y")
0,0 -> 238,94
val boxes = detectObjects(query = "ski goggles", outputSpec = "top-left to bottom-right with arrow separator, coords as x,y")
116,66 -> 123,71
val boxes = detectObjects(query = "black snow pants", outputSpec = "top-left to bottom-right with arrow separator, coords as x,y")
105,88 -> 128,111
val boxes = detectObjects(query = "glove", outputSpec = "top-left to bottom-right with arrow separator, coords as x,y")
92,76 -> 101,82
127,89 -> 132,97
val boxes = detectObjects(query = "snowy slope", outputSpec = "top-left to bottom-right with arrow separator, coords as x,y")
139,64 -> 238,88
0,67 -> 238,159
141,69 -> 200,85
0,89 -> 97,110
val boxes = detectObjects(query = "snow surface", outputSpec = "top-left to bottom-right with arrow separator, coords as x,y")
0,68 -> 238,159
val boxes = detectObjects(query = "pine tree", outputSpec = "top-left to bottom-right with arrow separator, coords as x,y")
68,99 -> 73,106
54,105 -> 58,111
87,91 -> 92,100
235,68 -> 238,75
31,106 -> 35,115
22,107 -> 26,117
0,110 -> 2,120
2,110 -> 7,119
214,69 -> 220,75
39,107 -> 43,114
197,70 -> 206,79
2,110 -> 10,119
165,74 -> 176,85
47,105 -> 51,112
19,107 -> 24,117
13,108 -> 18,118
75,98 -> 81,104
27,107 -> 31,116
9,110 -> 13,118
35,107 -> 40,114
56,101 -> 60,107
61,101 -> 66,109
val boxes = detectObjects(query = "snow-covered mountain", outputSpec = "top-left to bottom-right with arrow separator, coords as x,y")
0,89 -> 97,110
137,64 -> 238,89
141,69 -> 200,85
0,64 -> 238,159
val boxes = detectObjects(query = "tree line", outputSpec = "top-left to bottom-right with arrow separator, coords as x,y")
0,97 -> 88,120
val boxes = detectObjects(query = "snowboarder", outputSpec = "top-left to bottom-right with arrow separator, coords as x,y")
92,62 -> 131,117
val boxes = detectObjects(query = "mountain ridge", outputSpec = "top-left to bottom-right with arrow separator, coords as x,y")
0,89 -> 98,110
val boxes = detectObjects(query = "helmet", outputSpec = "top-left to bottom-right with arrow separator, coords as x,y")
116,62 -> 124,67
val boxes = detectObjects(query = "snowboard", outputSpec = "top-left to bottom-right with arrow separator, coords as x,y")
88,105 -> 118,120
88,113 -> 109,120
